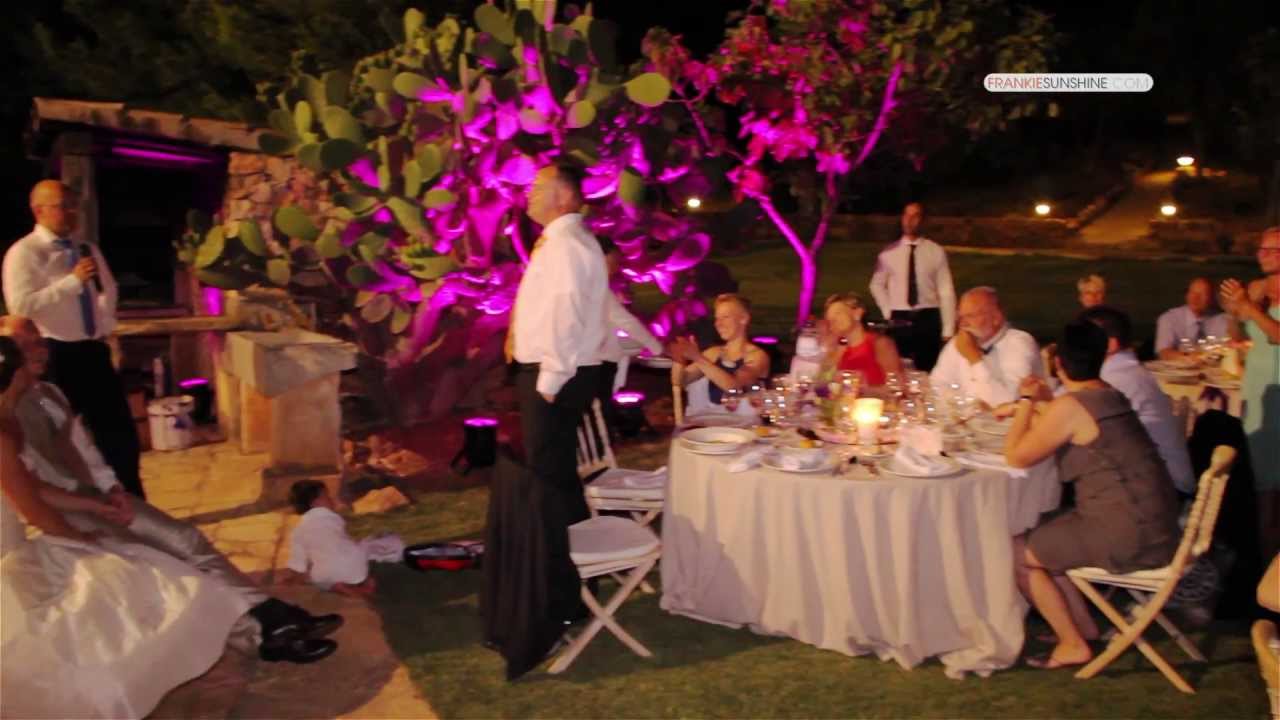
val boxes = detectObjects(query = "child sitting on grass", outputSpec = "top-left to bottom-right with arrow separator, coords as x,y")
285,480 -> 400,597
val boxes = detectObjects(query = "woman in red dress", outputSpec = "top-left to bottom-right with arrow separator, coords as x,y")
822,292 -> 903,386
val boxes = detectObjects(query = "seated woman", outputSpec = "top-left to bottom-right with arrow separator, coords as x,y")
821,292 -> 902,386
670,293 -> 770,416
1003,321 -> 1181,670
0,337 -> 247,719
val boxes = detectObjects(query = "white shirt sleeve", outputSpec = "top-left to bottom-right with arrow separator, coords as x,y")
934,246 -> 957,338
287,522 -> 311,573
536,245 -> 600,397
2,242 -> 84,319
1154,309 -> 1178,352
606,293 -> 662,355
966,332 -> 1040,407
869,249 -> 893,321
69,416 -> 121,494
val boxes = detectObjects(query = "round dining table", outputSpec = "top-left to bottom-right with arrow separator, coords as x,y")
660,441 -> 1061,678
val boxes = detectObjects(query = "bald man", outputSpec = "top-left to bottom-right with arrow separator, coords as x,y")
930,286 -> 1042,408
1154,277 -> 1231,359
2,180 -> 143,497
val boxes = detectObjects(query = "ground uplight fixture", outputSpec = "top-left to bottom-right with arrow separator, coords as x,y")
1160,203 -> 1178,217
612,390 -> 649,437
686,196 -> 702,209
1176,156 -> 1195,167
1034,203 -> 1052,216
451,416 -> 498,474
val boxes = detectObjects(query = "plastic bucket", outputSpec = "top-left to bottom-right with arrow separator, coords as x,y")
148,395 -> 195,451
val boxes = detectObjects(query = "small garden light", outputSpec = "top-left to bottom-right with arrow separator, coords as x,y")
1034,202 -> 1052,216
686,196 -> 702,209
1160,203 -> 1178,217
1176,155 -> 1195,167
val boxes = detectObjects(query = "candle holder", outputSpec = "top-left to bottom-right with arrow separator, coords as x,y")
852,398 -> 884,446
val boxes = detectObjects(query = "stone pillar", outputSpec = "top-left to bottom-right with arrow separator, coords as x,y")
268,373 -> 341,470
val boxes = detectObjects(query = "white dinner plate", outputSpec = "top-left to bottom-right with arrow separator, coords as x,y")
760,453 -> 840,474
679,427 -> 756,455
1145,360 -> 1199,373
682,413 -> 753,428
636,356 -> 674,369
971,416 -> 1013,436
876,455 -> 964,478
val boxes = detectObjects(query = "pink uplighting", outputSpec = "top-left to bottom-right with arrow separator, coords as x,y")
178,378 -> 210,389
464,416 -> 499,427
752,335 -> 779,345
112,146 -> 213,164
202,287 -> 224,316
613,391 -> 646,405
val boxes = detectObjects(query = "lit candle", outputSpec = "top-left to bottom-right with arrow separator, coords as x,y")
852,398 -> 884,445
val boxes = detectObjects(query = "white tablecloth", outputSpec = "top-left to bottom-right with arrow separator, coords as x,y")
1156,378 -> 1243,419
660,445 -> 1060,678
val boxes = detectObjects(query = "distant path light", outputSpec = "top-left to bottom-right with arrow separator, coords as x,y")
1034,202 -> 1052,216
686,197 -> 702,209
1176,156 -> 1195,167
1160,204 -> 1178,217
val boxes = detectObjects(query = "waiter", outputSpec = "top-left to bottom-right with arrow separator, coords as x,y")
869,201 -> 956,372
2,179 -> 144,498
509,163 -> 607,623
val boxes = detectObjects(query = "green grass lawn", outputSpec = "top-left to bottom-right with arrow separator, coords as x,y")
633,240 -> 1257,348
347,485 -> 1266,719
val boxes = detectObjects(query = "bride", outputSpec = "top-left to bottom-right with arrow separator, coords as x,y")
0,336 -> 248,719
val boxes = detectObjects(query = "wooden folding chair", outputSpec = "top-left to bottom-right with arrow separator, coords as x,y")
1066,445 -> 1236,693
577,399 -> 665,528
1170,395 -> 1193,439
672,381 -> 685,425
547,516 -> 661,674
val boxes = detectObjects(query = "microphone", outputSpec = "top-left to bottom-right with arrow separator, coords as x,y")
79,244 -> 104,292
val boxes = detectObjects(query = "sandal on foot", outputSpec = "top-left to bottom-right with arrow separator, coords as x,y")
1025,652 -> 1091,670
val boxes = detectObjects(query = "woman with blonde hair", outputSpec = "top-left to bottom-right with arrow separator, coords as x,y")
670,293 -> 770,415
822,291 -> 902,386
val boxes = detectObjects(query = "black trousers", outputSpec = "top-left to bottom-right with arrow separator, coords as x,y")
595,361 -> 619,438
46,339 -> 145,499
889,308 -> 943,372
516,363 -> 601,623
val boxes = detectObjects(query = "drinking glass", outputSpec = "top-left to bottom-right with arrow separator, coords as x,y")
722,387 -> 741,412
747,383 -> 765,413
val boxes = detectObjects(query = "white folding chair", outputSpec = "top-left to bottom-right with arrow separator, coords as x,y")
1254,619 -> 1280,720
672,381 -> 685,425
547,516 -> 661,674
1066,445 -> 1236,693
577,399 -> 666,528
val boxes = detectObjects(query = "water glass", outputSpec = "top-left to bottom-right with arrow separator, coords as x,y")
722,387 -> 741,412
747,383 -> 765,412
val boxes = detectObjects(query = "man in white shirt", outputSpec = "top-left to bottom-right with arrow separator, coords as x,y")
869,201 -> 956,371
509,163 -> 609,623
2,180 -> 143,498
930,286 -> 1041,408
0,315 -> 342,663
1155,277 -> 1232,359
593,245 -> 664,431
1081,306 -> 1197,493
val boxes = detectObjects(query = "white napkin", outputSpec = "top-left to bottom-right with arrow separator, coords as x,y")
901,424 -> 944,456
727,449 -> 766,473
955,450 -> 1029,479
892,446 -> 952,475
621,467 -> 667,488
775,452 -> 825,471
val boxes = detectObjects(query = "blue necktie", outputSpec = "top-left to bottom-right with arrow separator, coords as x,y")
53,238 -> 97,338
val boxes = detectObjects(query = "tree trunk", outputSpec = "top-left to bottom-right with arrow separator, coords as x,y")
796,249 -> 818,325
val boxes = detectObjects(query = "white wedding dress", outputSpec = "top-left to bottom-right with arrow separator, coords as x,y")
0,500 -> 250,719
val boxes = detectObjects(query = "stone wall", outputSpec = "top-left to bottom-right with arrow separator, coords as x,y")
1147,219 -> 1262,255
222,152 -> 338,242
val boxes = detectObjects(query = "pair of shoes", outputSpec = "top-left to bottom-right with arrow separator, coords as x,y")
300,612 -> 344,638
259,633 -> 338,664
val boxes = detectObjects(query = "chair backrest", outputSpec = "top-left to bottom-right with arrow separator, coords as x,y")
672,381 -> 684,425
1167,445 -> 1236,573
1170,395 -> 1193,439
577,399 -> 618,480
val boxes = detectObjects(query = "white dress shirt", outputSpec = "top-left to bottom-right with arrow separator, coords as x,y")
287,506 -> 368,588
1100,350 -> 1196,493
596,292 -> 663,364
510,213 -> 608,396
1154,305 -> 1232,353
869,236 -> 956,337
15,382 -> 120,494
3,224 -> 118,341
930,324 -> 1041,407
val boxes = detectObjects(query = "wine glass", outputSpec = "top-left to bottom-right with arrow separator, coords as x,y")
722,387 -> 741,413
747,383 -> 766,414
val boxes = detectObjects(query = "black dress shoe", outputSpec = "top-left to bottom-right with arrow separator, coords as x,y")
259,634 -> 338,664
300,613 -> 344,638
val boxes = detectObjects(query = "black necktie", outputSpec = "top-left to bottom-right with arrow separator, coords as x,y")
906,242 -> 919,308
1195,319 -> 1205,341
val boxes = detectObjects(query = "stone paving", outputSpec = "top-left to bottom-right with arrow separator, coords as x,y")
141,441 -> 438,719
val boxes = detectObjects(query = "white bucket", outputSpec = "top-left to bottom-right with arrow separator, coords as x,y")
148,395 -> 195,451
